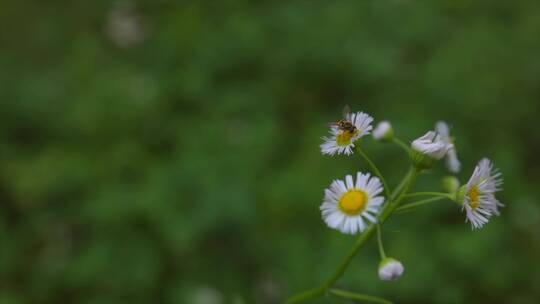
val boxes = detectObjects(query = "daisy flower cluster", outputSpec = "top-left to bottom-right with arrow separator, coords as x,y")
319,110 -> 504,233
287,107 -> 504,303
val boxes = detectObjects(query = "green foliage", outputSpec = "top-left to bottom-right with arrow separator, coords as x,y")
1,0 -> 540,303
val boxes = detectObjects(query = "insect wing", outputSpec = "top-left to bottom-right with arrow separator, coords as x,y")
342,105 -> 352,120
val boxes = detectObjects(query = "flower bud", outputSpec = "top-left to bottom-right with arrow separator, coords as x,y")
410,131 -> 453,170
372,121 -> 393,142
378,257 -> 404,281
441,176 -> 460,194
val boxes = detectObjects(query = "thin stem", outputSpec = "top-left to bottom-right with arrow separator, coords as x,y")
285,287 -> 324,304
404,192 -> 453,199
286,225 -> 380,304
391,168 -> 412,200
392,137 -> 411,155
380,167 -> 418,222
321,225 -> 377,289
356,147 -> 392,200
329,289 -> 393,304
396,197 -> 447,213
376,224 -> 386,259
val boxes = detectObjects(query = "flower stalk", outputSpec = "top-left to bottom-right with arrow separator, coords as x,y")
355,146 -> 392,199
403,192 -> 454,199
376,224 -> 386,259
329,288 -> 394,304
396,196 -> 448,213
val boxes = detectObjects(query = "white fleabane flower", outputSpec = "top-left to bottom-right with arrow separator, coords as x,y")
411,131 -> 452,160
410,131 -> 453,169
320,172 -> 385,235
378,257 -> 404,281
320,112 -> 373,156
435,121 -> 461,173
459,158 -> 504,229
372,121 -> 393,141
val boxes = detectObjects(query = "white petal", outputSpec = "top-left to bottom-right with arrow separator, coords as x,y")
345,175 -> 354,190
362,212 -> 377,223
446,149 -> 461,173
369,196 -> 385,206
355,216 -> 366,232
435,121 -> 449,137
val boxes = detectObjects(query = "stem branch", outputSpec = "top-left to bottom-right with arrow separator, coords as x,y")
396,197 -> 447,213
376,224 -> 386,259
392,137 -> 411,155
404,192 -> 453,199
329,288 -> 394,304
356,147 -> 392,200
391,168 -> 412,200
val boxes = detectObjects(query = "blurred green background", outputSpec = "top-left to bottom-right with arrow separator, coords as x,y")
1,1 -> 540,303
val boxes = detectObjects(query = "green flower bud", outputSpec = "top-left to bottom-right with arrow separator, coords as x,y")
441,176 -> 460,194
410,149 -> 438,170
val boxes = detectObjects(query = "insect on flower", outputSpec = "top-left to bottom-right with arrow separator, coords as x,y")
332,105 -> 358,134
320,105 -> 373,156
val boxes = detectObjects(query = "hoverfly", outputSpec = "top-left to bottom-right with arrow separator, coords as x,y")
332,105 -> 357,134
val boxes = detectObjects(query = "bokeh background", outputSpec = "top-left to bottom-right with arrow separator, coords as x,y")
1,1 -> 540,303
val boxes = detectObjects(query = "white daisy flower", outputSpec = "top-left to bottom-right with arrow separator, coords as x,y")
372,121 -> 393,141
320,112 -> 373,156
460,158 -> 504,229
320,172 -> 385,235
411,130 -> 453,160
435,121 -> 461,173
378,257 -> 404,281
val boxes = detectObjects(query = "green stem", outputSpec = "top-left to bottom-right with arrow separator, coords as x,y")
392,137 -> 411,155
396,197 -> 447,213
322,225 -> 377,289
404,192 -> 453,199
376,225 -> 386,259
356,147 -> 392,200
285,287 -> 324,304
329,288 -> 393,304
380,167 -> 418,222
285,226 -> 377,303
391,168 -> 412,200
286,167 -> 418,304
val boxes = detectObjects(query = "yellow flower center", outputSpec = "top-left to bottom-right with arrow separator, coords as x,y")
339,190 -> 368,215
468,185 -> 481,209
336,130 -> 359,146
